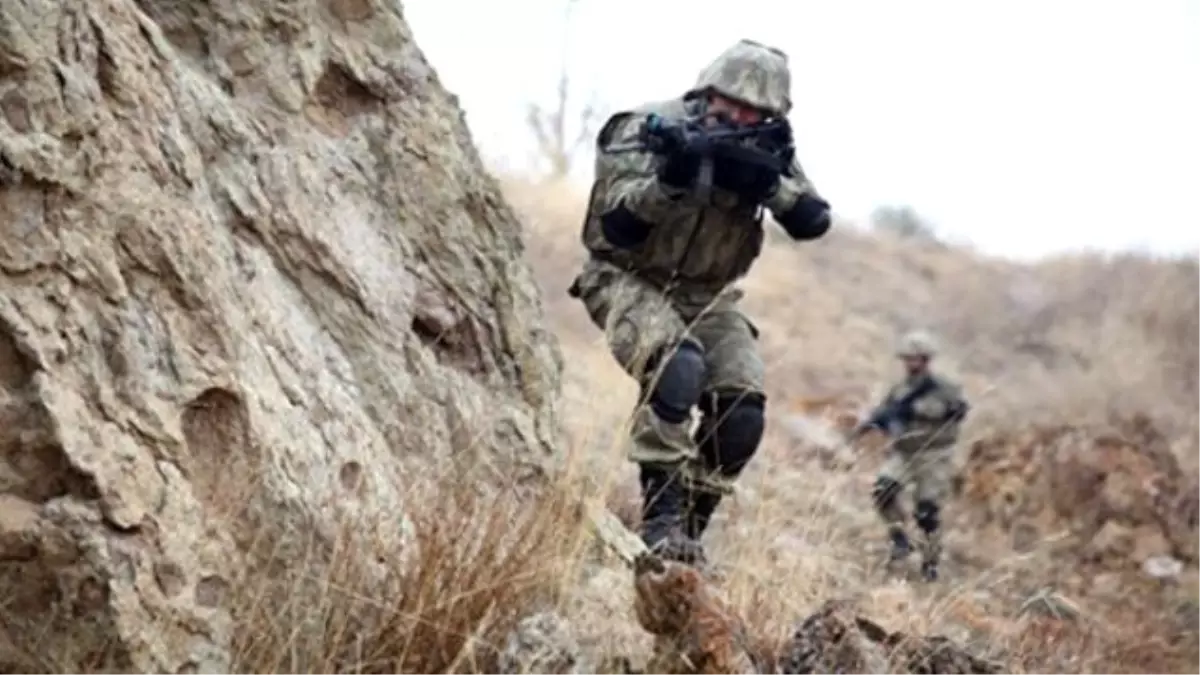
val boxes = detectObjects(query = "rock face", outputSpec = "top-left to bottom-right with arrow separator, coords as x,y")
0,0 -> 561,670
627,556 -> 1003,675
956,415 -> 1198,573
778,599 -> 1003,674
631,553 -> 758,675
499,611 -> 582,674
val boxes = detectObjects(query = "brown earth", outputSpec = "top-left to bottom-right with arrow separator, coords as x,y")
505,176 -> 1198,673
1,0 -> 1196,672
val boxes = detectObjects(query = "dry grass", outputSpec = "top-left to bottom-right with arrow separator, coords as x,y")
228,468 -> 588,674
498,174 -> 1199,673
2,174 -> 1194,674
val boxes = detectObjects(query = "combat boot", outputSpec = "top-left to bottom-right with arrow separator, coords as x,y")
921,558 -> 939,582
639,464 -> 706,565
888,526 -> 911,562
685,490 -> 723,542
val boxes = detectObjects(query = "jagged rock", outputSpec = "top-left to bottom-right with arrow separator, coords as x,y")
611,523 -> 1000,675
499,611 -> 581,674
779,599 -> 1003,674
631,553 -> 757,674
885,632 -> 1004,675
777,599 -> 889,674
0,0 -> 560,670
957,416 -> 1199,574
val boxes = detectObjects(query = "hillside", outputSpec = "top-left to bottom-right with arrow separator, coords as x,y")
504,176 -> 1199,672
0,0 -> 1195,671
507,176 -> 1197,437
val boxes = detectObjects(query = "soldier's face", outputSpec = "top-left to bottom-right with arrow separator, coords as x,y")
902,355 -> 928,375
705,94 -> 765,127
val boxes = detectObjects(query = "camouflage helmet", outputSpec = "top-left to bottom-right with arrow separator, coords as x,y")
896,330 -> 938,358
686,39 -> 792,117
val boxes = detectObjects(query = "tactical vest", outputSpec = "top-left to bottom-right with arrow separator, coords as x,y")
580,98 -> 767,298
888,374 -> 964,453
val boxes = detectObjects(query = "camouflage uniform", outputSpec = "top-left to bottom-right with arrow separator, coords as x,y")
569,39 -> 833,563
856,331 -> 969,581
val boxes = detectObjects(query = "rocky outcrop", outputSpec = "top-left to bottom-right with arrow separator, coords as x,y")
778,599 -> 1003,674
949,414 -> 1199,664
956,415 -> 1198,575
632,553 -> 758,674
628,554 -> 999,675
0,0 -> 561,670
499,611 -> 582,674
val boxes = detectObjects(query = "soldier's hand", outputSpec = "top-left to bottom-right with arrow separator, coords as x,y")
642,116 -> 687,154
788,192 -> 832,232
656,143 -> 703,190
712,155 -> 782,204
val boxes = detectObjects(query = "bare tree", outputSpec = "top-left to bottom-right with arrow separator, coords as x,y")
525,0 -> 606,181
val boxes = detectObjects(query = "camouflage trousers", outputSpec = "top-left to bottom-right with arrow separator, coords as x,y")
570,259 -> 765,494
876,442 -> 955,562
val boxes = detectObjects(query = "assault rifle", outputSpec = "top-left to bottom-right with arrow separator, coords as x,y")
857,376 -> 940,438
855,377 -> 971,440
606,113 -> 796,199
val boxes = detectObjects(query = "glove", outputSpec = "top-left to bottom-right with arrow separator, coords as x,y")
851,407 -> 895,440
638,115 -> 701,190
711,155 -> 783,204
947,399 -> 970,422
656,144 -> 702,190
709,118 -> 792,203
777,193 -> 832,239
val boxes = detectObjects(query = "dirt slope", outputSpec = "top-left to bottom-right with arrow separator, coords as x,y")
0,0 -> 1194,670
505,177 -> 1199,673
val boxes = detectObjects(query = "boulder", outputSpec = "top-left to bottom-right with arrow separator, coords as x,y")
0,0 -> 561,670
956,415 -> 1198,573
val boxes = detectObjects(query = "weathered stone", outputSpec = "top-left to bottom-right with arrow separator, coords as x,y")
779,599 -> 1003,674
499,611 -> 581,674
957,416 -> 1199,574
632,553 -> 757,674
0,0 -> 561,670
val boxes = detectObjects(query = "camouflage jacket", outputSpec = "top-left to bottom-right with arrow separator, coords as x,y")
579,97 -> 828,305
866,372 -> 968,452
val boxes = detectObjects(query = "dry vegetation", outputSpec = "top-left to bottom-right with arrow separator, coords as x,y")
2,175 -> 1196,674
227,471 -> 588,674
215,175 -> 1192,673
502,175 -> 1199,673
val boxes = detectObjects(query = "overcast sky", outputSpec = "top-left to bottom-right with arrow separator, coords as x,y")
402,0 -> 1200,261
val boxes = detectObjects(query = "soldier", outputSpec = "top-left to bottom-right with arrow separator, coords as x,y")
567,39 -> 833,564
849,331 -> 970,581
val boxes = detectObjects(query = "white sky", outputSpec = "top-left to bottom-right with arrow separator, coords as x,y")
402,0 -> 1200,261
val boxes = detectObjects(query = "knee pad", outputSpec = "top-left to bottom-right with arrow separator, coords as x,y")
915,499 -> 940,533
696,391 -> 766,477
600,203 -> 653,249
647,339 -> 706,424
872,477 -> 903,511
